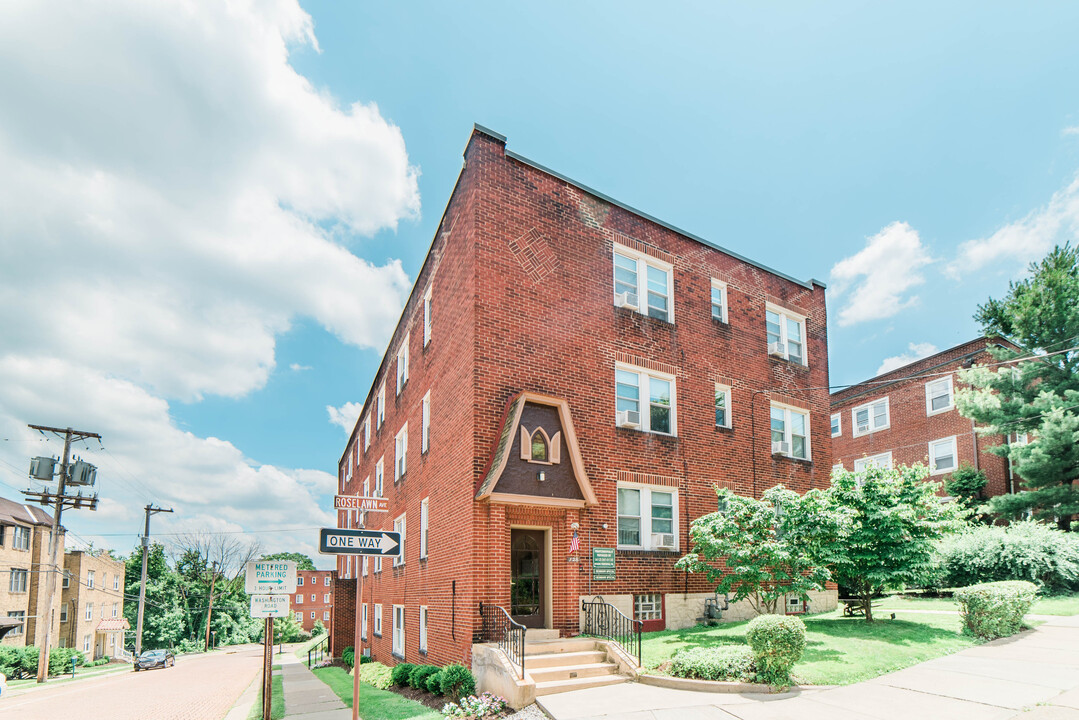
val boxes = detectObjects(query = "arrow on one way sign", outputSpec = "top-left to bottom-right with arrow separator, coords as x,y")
318,528 -> 402,557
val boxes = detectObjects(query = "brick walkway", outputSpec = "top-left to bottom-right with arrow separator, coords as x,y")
1,645 -> 265,720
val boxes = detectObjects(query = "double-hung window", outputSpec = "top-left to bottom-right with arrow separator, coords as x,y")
831,413 -> 841,437
714,384 -> 732,428
770,404 -> 810,460
617,484 -> 678,550
114,575 -> 120,590
87,570 -> 94,589
374,604 -> 383,636
612,245 -> 674,323
85,603 -> 93,621
363,416 -> 370,451
615,364 -> 676,435
423,287 -> 432,346
392,605 -> 405,658
852,398 -> 889,436
929,436 -> 958,475
361,604 -> 368,640
377,384 -> 385,429
393,514 -> 406,567
375,458 -> 384,496
421,391 -> 431,453
396,334 -> 409,395
854,452 -> 893,472
325,576 -> 331,586
925,376 -> 954,415
419,606 -> 428,653
710,280 -> 728,323
296,594 -> 303,604
766,305 -> 807,365
9,569 -> 27,593
395,425 -> 408,480
13,526 -> 30,551
420,498 -> 429,559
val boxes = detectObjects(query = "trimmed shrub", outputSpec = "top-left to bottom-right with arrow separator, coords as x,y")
670,645 -> 756,682
0,646 -> 36,679
358,661 -> 393,690
745,614 -> 805,687
439,663 -> 476,700
359,654 -> 373,664
955,581 -> 1037,639
426,669 -> 444,695
409,664 -> 440,691
936,522 -> 1079,592
391,662 -> 416,686
341,646 -> 355,668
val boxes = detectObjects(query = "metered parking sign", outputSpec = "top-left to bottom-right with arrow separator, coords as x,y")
250,594 -> 290,618
245,560 -> 297,595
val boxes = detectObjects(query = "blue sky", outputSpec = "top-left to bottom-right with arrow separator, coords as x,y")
1,1 -> 1077,567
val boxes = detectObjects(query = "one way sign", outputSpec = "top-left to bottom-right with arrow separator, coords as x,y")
319,528 -> 402,557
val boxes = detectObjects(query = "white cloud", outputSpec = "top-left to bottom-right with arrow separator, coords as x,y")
829,222 -> 934,327
327,402 -> 363,434
290,364 -> 312,372
947,176 -> 1079,278
1063,126 -> 1079,136
875,342 -> 939,376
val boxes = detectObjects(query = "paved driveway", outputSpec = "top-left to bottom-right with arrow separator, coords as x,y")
537,616 -> 1079,720
0,645 -> 265,720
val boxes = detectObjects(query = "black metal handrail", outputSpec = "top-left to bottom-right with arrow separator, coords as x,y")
307,634 -> 329,668
476,602 -> 526,678
581,595 -> 642,667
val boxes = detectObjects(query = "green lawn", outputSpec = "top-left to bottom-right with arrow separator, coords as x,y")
312,666 -> 442,720
6,662 -> 131,689
294,633 -> 330,665
642,610 -> 979,686
248,665 -> 285,720
876,592 -> 1079,616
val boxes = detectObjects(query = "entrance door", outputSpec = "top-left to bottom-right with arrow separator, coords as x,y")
510,529 -> 545,628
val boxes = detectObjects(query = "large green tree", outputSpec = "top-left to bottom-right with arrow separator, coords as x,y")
123,543 -> 185,651
677,485 -> 849,615
956,244 -> 1079,530
827,464 -> 962,621
259,552 -> 317,570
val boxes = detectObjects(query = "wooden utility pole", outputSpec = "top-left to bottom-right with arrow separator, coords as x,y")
204,561 -> 220,651
263,616 -> 273,720
23,424 -> 100,683
135,504 -> 173,656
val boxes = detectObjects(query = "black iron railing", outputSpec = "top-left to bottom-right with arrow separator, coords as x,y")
307,634 -> 329,668
476,602 -> 526,678
581,595 -> 642,667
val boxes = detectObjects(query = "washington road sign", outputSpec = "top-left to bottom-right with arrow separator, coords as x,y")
318,528 -> 401,557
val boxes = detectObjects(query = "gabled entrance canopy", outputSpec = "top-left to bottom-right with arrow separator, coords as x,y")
476,392 -> 597,508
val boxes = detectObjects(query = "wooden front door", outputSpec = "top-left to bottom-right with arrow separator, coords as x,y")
510,529 -> 545,628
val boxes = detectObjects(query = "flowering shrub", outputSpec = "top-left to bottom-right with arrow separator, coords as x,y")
441,692 -> 509,718
670,646 -> 756,682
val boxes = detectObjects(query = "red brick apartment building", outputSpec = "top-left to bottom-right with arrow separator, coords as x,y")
330,125 -> 832,668
831,337 -> 1023,498
292,569 -> 335,636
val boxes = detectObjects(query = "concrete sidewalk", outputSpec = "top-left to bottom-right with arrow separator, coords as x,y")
537,616 -> 1079,720
278,653 -> 351,720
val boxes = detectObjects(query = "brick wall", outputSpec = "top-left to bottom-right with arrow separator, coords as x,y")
293,570 -> 335,636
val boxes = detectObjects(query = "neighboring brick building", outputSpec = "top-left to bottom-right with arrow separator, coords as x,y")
59,549 -> 127,659
330,126 -> 832,667
831,337 -> 1023,498
0,496 -> 62,648
292,569 -> 335,636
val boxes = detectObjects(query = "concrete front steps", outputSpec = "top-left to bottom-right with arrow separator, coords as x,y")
524,638 -> 631,696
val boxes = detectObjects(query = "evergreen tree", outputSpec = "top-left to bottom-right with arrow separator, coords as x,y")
956,244 -> 1079,530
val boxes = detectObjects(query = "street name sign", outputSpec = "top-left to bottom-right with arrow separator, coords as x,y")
245,560 -> 297,595
334,495 -> 390,513
250,594 -> 290,618
319,528 -> 402,557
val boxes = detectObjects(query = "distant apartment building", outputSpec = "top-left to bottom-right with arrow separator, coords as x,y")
59,549 -> 127,659
0,496 -> 62,648
831,337 -> 1023,497
292,569 -> 335,636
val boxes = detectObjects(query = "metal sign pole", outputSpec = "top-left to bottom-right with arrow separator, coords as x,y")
263,616 -> 273,720
353,567 -> 362,720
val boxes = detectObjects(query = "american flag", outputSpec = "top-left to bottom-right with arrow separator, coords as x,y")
569,529 -> 580,554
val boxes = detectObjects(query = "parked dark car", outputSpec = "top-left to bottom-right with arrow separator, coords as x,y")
133,649 -> 175,671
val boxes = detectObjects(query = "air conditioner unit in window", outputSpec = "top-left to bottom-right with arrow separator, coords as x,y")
651,533 -> 676,550
857,423 -> 870,434
768,341 -> 787,357
615,291 -> 639,309
616,410 -> 641,428
771,441 -> 790,455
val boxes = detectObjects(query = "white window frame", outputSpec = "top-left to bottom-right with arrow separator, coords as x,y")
925,376 -> 954,416
395,424 -> 408,481
62,571 -> 70,589
9,568 -> 28,593
296,594 -> 302,604
766,303 -> 808,366
851,397 -> 890,437
714,384 -> 732,429
12,525 -> 30,551
362,556 -> 368,577
421,391 -> 431,453
295,612 -> 303,622
324,593 -> 330,603
375,555 -> 382,573
419,606 -> 428,653
323,611 -> 329,621
114,575 -> 120,591
423,286 -> 432,347
361,604 -> 368,640
60,604 -> 69,623
854,452 -> 893,472
377,383 -> 385,429
311,593 -> 316,603
615,363 -> 677,436
87,570 -> 95,589
616,482 -> 679,551
770,403 -> 812,460
831,413 -> 841,438
612,243 -> 675,323
375,458 -> 384,496
710,279 -> 728,323
311,611 -> 316,619
363,416 -> 370,451
84,634 -> 91,652
393,513 -> 406,567
85,602 -> 93,621
396,333 -> 410,395
929,436 -> 958,475
420,498 -> 429,559
392,605 -> 405,658
374,604 -> 383,637
325,576 -> 331,587
298,576 -> 304,586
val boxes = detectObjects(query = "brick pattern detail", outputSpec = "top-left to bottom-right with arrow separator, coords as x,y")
508,228 -> 559,282
615,470 -> 681,488
615,352 -> 680,378
607,229 -> 676,265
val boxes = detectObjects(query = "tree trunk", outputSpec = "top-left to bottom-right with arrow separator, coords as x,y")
1059,514 -> 1073,532
863,582 -> 874,623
